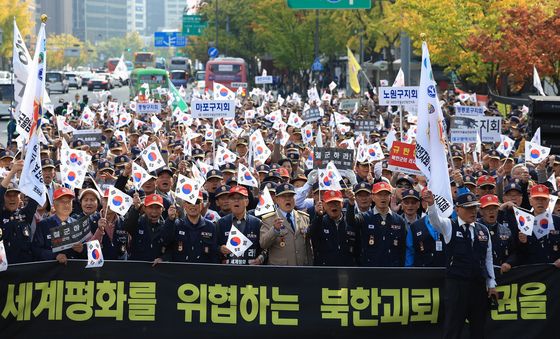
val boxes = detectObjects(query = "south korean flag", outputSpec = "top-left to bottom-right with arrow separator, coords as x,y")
108,187 -> 133,216
131,163 -> 152,190
141,143 -> 165,172
86,240 -> 104,268
255,186 -> 275,217
175,174 -> 201,204
226,225 -> 253,257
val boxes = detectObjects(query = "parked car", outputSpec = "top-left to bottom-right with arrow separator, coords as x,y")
79,71 -> 94,84
65,72 -> 83,88
170,70 -> 188,88
0,71 -> 13,85
45,71 -> 69,94
87,76 -> 111,91
0,84 -> 14,120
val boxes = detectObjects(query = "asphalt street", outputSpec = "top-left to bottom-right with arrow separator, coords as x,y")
0,85 -> 130,146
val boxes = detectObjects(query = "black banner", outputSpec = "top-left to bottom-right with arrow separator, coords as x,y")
50,216 -> 90,252
0,262 -> 558,338
354,119 -> 378,132
314,147 -> 354,170
73,129 -> 103,148
302,107 -> 321,122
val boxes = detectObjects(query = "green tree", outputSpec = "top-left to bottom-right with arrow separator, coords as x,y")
96,32 -> 144,62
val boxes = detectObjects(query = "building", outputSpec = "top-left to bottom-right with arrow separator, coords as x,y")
127,0 -> 147,36
164,0 -> 186,31
36,0 -> 73,35
146,0 -> 165,36
72,0 -> 128,44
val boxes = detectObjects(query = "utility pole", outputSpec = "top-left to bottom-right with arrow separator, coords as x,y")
215,0 -> 219,51
400,32 -> 411,85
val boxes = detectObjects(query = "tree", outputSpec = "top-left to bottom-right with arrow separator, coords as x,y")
0,0 -> 34,62
47,34 -> 85,69
468,5 -> 560,94
96,32 -> 144,62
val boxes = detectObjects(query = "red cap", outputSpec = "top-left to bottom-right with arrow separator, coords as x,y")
229,185 -> 249,197
476,175 -> 496,187
323,190 -> 343,203
480,194 -> 500,208
372,182 -> 392,194
145,194 -> 164,207
530,184 -> 550,198
278,167 -> 290,178
54,187 -> 75,200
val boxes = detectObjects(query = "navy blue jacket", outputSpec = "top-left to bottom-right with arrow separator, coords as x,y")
309,212 -> 359,266
32,215 -> 83,261
217,213 -> 263,265
162,216 -> 219,263
124,207 -> 166,261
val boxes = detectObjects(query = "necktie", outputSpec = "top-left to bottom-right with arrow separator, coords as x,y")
286,213 -> 295,232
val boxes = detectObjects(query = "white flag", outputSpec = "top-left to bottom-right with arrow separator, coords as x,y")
385,129 -> 397,149
237,163 -> 259,188
175,174 -> 201,204
533,210 -> 554,240
549,194 -> 558,213
514,207 -> 534,236
81,106 -> 95,126
334,112 -> 351,124
255,187 -> 275,216
302,124 -> 314,144
215,145 -> 237,166
214,82 -> 236,100
150,115 -> 163,133
19,127 -> 47,206
329,81 -> 337,91
496,135 -> 515,158
131,163 -> 153,190
287,112 -> 304,128
318,169 -> 342,191
108,186 -> 133,216
226,225 -> 253,257
525,141 -> 550,164
141,143 -> 166,172
0,241 -> 8,272
113,54 -> 129,82
548,173 -> 557,192
533,66 -> 546,96
393,67 -> 405,87
16,22 -> 46,141
531,127 -> 541,146
414,41 -> 453,217
56,115 -> 75,134
86,240 -> 104,268
12,19 -> 31,120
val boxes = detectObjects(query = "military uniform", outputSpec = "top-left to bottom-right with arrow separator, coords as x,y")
163,216 -> 219,263
124,198 -> 166,262
217,213 -> 263,265
406,216 -> 446,267
0,185 -> 38,263
478,218 -> 516,266
89,212 -> 129,260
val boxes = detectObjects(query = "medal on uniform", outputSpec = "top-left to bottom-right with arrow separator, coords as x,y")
554,245 -> 559,252
23,227 -> 29,237
505,249 -> 509,256
121,245 -> 126,253
490,231 -> 494,236
368,235 -> 374,246
178,241 -> 183,252
419,241 -> 424,252
204,246 -> 209,254
393,239 -> 398,246
280,237 -> 286,247
381,220 -> 386,226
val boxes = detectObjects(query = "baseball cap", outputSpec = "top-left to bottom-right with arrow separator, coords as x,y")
477,175 -> 496,187
145,194 -> 164,207
78,188 -> 101,201
402,189 -> 420,201
353,182 -> 372,194
229,185 -> 249,197
480,194 -> 500,208
372,182 -> 392,194
323,190 -> 344,203
530,184 -> 550,198
276,183 -> 296,196
54,187 -> 75,200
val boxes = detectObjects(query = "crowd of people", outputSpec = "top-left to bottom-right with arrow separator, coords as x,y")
1,86 -> 559,272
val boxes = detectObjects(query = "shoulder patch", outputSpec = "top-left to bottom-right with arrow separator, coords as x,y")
261,212 -> 277,220
296,210 -> 309,217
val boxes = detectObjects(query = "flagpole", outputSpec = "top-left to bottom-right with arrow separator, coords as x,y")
212,118 -> 216,169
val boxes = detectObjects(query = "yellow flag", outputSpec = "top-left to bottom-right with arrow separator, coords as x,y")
347,47 -> 361,93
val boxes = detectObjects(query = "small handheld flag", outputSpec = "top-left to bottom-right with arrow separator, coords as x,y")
514,207 -> 534,236
255,187 -> 275,216
86,240 -> 104,268
108,187 -> 133,216
226,225 -> 253,257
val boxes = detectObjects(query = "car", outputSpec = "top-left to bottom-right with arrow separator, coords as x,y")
87,76 -> 111,91
45,71 -> 69,94
170,70 -> 188,88
79,71 -> 94,84
0,84 -> 14,120
65,72 -> 83,88
0,71 -> 12,85
94,73 -> 117,89
195,70 -> 206,90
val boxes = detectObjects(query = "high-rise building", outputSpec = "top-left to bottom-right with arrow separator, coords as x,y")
36,0 -> 73,35
128,0 -> 147,35
146,0 -> 165,36
164,0 -> 186,31
72,0 -> 128,44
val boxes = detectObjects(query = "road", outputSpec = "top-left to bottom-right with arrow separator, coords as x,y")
0,85 -> 130,146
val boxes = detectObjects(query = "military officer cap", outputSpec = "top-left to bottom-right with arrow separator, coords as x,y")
71,139 -> 85,149
353,182 -> 372,194
193,148 -> 205,159
98,160 -> 114,173
463,175 -> 476,187
285,142 -> 298,153
451,151 -> 463,160
91,153 -> 101,163
256,164 -> 270,174
226,177 -> 239,186
215,185 -> 231,198
276,183 -> 296,197
488,150 -> 501,160
156,166 -> 173,176
0,150 -> 14,160
236,137 -> 249,146
41,158 -> 56,169
5,182 -> 20,194
402,189 -> 420,201
504,182 -> 522,194
263,171 -> 283,183
287,153 -> 300,162
290,174 -> 307,185
220,163 -> 236,174
260,181 -> 278,193
114,155 -> 130,168
206,169 -> 223,181
456,192 -> 480,208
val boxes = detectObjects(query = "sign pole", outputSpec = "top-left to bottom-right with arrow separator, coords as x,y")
400,105 -> 404,142
212,117 -> 216,169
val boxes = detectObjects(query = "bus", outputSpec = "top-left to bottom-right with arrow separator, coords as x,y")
205,57 -> 247,92
106,58 -> 120,72
129,68 -> 169,100
133,52 -> 156,69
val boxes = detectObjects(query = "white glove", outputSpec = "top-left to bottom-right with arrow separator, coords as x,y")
306,169 -> 318,185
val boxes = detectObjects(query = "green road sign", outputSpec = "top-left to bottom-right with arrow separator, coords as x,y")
182,14 -> 208,36
286,0 -> 371,9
